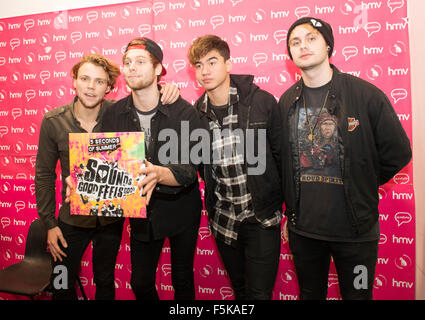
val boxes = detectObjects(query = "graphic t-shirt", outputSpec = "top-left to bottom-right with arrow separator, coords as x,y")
295,82 -> 379,241
296,82 -> 354,240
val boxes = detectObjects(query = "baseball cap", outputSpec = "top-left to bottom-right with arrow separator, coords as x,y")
124,37 -> 167,76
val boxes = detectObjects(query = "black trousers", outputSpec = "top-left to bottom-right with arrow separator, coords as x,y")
130,222 -> 199,300
288,231 -> 379,300
215,221 -> 281,300
52,219 -> 124,300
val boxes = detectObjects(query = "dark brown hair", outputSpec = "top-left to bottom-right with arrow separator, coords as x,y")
188,35 -> 230,65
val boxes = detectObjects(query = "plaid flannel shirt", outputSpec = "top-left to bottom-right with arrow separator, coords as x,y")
202,87 -> 281,246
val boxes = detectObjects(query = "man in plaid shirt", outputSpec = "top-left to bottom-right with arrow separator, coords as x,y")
188,35 -> 284,299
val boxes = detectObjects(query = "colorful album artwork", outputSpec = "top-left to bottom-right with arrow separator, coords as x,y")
69,132 -> 146,218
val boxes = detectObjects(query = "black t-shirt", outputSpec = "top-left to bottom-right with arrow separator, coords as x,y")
294,82 -> 379,242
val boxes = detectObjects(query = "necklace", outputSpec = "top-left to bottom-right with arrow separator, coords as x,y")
303,88 -> 330,142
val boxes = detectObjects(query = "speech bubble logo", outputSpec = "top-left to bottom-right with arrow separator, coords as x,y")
25,89 -> 36,102
210,15 -> 224,30
220,287 -> 234,300
395,212 -> 412,227
153,2 -> 165,16
70,31 -> 82,44
0,90 -> 6,101
365,22 -> 381,37
30,184 -> 35,195
24,19 -> 35,31
388,0 -> 404,13
1,217 -> 10,228
273,30 -> 288,45
379,233 -> 387,245
391,88 -> 407,104
295,6 -> 310,19
138,24 -> 151,36
10,38 -> 20,51
173,60 -> 186,73
0,57 -> 5,66
0,126 -> 8,138
253,53 -> 268,67
161,264 -> 172,276
40,71 -> 51,84
87,11 -> 98,24
198,227 -> 211,240
328,273 -> 339,287
15,200 -> 25,213
11,108 -> 22,120
393,173 -> 409,184
55,51 -> 66,64
30,155 -> 36,167
342,46 -> 358,61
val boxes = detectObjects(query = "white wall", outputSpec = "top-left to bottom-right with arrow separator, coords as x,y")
408,0 -> 425,300
1,0 -> 424,299
0,0 -> 139,19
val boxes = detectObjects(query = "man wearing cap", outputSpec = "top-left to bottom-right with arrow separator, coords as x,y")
101,38 -> 202,300
279,17 -> 411,299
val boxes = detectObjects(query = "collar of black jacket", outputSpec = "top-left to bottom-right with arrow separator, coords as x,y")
119,92 -> 170,117
198,73 -> 257,115
290,64 -> 340,112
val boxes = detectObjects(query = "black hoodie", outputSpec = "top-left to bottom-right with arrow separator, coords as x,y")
195,74 -> 284,228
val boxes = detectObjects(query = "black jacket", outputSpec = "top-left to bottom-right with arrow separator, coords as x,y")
101,94 -> 202,241
195,74 -> 283,223
279,65 -> 412,235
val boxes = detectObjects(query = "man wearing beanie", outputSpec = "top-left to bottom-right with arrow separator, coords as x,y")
101,38 -> 202,299
279,17 -> 411,299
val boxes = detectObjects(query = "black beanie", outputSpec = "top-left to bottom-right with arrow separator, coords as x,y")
287,17 -> 334,60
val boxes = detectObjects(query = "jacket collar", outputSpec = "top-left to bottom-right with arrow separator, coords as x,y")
120,92 -> 170,117
291,64 -> 340,111
69,96 -> 105,123
198,84 -> 239,116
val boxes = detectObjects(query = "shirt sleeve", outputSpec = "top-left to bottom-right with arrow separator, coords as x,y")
34,117 -> 59,230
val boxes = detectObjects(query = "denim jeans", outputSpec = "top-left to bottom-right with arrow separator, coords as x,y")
52,219 -> 124,300
130,222 -> 199,300
288,231 -> 379,300
215,220 -> 281,300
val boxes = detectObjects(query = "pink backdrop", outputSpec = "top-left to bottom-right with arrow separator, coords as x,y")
0,0 -> 414,300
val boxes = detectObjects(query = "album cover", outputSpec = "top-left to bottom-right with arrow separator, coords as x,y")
69,131 -> 146,218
